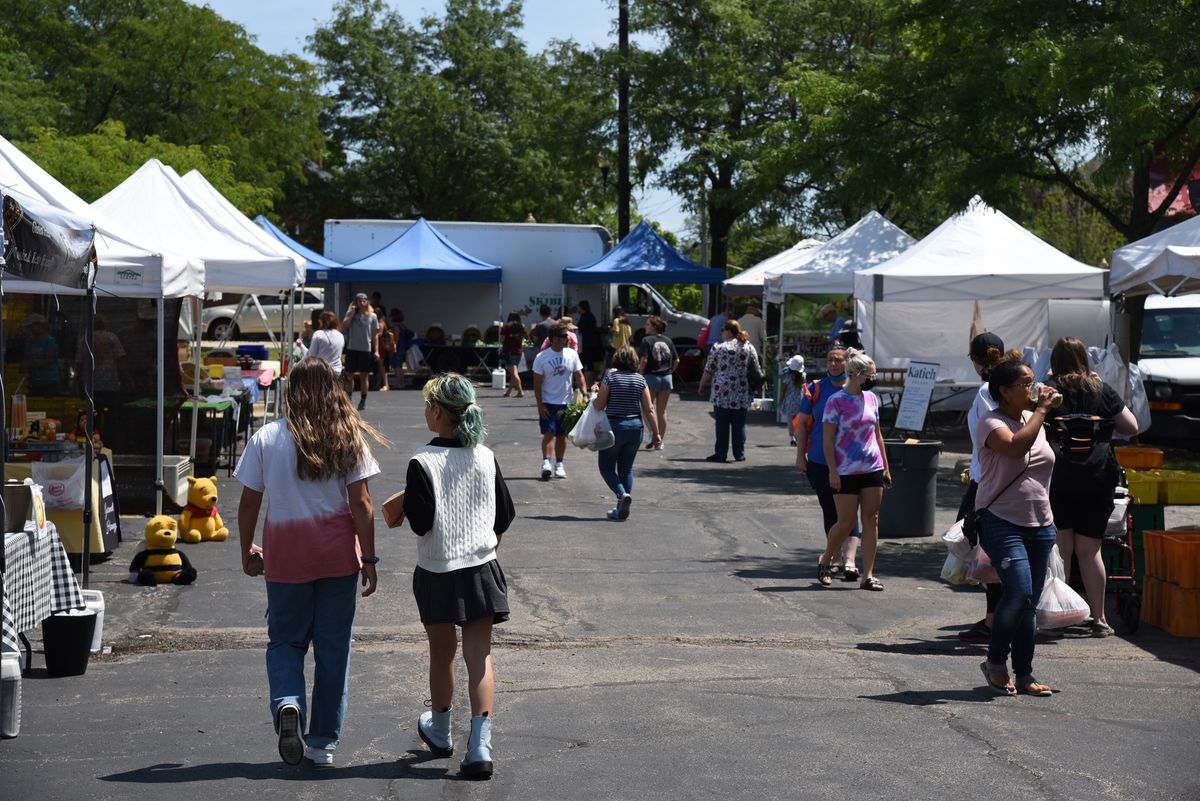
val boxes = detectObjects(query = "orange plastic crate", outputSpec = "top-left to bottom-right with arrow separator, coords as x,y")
1161,580 -> 1200,638
1162,531 -> 1200,589
1143,531 -> 1166,581
1142,577 -> 1162,628
1115,446 -> 1165,470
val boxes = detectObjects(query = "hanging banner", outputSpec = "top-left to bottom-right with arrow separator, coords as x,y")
2,193 -> 96,289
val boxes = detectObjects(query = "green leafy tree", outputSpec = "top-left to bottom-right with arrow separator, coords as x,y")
309,0 -> 613,222
0,0 -> 325,200
18,121 -> 273,212
0,32 -> 65,139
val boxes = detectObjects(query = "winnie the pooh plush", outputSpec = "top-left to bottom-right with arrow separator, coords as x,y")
179,475 -> 229,543
128,515 -> 197,585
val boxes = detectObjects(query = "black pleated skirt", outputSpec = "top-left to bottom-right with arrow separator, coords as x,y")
412,559 -> 509,626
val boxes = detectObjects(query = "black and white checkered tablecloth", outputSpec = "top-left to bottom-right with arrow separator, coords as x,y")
2,521 -> 85,654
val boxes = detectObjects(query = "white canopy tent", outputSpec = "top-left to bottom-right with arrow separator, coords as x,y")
854,197 -> 1108,382
763,212 -> 914,302
1110,213 -> 1200,297
723,238 -> 823,297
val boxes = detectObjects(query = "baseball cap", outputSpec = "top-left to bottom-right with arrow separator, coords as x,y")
969,331 -> 1004,362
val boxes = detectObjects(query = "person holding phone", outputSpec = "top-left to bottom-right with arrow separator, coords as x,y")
816,348 -> 891,591
341,292 -> 380,410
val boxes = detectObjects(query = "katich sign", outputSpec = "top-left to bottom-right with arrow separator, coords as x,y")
894,361 -> 940,432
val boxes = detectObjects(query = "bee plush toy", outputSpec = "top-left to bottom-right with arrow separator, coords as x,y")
128,515 -> 197,585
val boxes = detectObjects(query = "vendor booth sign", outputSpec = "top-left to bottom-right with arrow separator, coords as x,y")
2,194 -> 95,289
895,361 -> 939,432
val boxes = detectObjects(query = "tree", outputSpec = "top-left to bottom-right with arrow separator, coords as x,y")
786,0 -> 1200,247
309,0 -> 614,222
0,32 -> 65,139
0,0 -> 325,201
18,121 -> 273,212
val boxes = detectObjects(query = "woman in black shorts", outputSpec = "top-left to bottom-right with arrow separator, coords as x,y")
1044,337 -> 1138,636
816,349 -> 891,590
404,373 -> 516,778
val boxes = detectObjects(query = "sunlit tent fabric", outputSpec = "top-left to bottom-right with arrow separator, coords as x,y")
724,238 -> 823,297
853,197 -> 1107,382
1110,213 -> 1200,297
93,159 -> 298,293
0,135 -> 202,298
180,170 -> 305,287
763,212 -> 915,302
333,217 -> 501,283
563,221 -> 724,284
255,214 -> 342,280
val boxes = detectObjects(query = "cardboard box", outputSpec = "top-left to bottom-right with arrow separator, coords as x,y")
382,490 -> 406,528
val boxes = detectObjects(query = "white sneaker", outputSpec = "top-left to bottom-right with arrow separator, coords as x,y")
540,460 -> 552,480
555,462 -> 567,479
304,744 -> 335,767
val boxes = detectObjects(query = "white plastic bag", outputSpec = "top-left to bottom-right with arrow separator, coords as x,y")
1127,362 -> 1152,434
940,550 -> 972,585
1048,544 -> 1067,582
568,402 -> 615,451
941,518 -> 974,559
33,461 -> 87,511
1036,577 -> 1090,629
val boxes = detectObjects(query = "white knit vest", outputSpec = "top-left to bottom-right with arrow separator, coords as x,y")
413,444 -> 498,573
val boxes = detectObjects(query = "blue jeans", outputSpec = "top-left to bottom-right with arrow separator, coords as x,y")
597,417 -> 643,497
266,572 -> 359,749
713,406 -> 747,460
978,510 -> 1056,678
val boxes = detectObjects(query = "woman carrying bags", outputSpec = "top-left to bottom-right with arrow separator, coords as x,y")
975,357 -> 1059,697
815,348 -> 890,590
592,345 -> 660,520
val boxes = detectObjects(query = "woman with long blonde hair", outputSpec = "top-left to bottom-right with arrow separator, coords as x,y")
236,358 -> 388,767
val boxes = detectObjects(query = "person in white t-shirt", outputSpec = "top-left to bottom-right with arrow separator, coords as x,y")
531,323 -> 585,480
295,311 -> 345,376
235,358 -> 388,767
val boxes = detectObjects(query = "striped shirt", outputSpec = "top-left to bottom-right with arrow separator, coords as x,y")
601,369 -> 646,419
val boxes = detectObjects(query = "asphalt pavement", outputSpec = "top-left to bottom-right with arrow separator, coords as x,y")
3,382 -> 1199,801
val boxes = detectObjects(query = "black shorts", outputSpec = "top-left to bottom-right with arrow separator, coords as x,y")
344,349 -> 374,373
1051,488 -> 1115,538
835,470 -> 886,495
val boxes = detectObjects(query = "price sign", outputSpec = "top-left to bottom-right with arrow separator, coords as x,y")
894,361 -> 939,432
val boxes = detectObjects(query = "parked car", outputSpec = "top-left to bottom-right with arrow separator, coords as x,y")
1137,294 -> 1200,443
200,289 -> 324,340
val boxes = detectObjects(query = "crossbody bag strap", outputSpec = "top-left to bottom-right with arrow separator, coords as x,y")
978,452 -> 1031,516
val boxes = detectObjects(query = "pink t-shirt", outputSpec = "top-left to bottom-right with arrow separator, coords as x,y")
821,390 -> 885,476
235,420 -> 380,583
975,410 -> 1055,527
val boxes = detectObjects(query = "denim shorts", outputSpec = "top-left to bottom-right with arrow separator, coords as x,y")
501,352 -> 522,368
539,403 -> 568,435
645,373 -> 673,393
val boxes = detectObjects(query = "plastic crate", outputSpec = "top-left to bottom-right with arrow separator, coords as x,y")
1115,446 -> 1165,470
1160,470 -> 1200,505
1144,530 -> 1200,589
1143,577 -> 1200,638
1126,469 -> 1161,505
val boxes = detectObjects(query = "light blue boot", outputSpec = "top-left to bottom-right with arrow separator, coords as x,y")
459,713 -> 493,779
418,707 -> 453,757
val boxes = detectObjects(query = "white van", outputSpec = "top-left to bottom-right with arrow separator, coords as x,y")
1137,294 -> 1200,442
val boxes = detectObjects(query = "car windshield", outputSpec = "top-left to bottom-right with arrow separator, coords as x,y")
1139,307 -> 1200,358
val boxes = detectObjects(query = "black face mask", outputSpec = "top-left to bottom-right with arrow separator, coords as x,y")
861,378 -> 877,391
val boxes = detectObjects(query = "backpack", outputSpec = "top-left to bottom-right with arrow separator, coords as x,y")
1046,413 -> 1115,472
791,380 -> 822,436
744,346 -> 765,393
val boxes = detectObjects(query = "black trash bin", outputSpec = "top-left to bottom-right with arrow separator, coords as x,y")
879,439 -> 942,537
41,610 -> 97,677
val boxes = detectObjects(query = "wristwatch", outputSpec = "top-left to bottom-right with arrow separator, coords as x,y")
361,556 -> 381,564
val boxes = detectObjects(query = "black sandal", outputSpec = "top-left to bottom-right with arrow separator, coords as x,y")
817,563 -> 833,586
860,576 -> 884,591
841,565 -> 860,582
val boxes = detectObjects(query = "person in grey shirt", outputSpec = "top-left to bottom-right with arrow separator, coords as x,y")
341,292 -> 380,410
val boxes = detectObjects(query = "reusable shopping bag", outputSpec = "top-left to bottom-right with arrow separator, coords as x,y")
568,401 -> 615,451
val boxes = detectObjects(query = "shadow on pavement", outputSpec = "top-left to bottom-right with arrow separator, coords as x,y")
860,688 -> 997,706
101,752 -> 457,784
524,514 -> 597,523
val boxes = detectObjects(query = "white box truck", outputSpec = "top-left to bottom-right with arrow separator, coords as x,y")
321,220 -> 708,345
1133,294 -> 1200,443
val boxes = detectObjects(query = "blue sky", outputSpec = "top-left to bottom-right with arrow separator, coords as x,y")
196,0 -> 690,238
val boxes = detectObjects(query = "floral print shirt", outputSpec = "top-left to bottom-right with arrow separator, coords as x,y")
703,340 -> 760,409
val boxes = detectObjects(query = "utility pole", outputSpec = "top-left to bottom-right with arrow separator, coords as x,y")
617,0 -> 631,238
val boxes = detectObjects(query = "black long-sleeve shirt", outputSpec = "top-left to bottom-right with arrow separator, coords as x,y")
403,437 -> 516,537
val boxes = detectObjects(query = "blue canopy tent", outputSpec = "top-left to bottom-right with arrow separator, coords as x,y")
254,215 -> 342,283
562,221 -> 724,285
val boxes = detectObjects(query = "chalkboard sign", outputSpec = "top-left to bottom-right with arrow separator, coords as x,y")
97,455 -> 121,549
894,361 -> 940,432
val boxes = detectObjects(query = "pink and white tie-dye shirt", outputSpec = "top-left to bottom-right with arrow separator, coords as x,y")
821,390 -> 885,476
